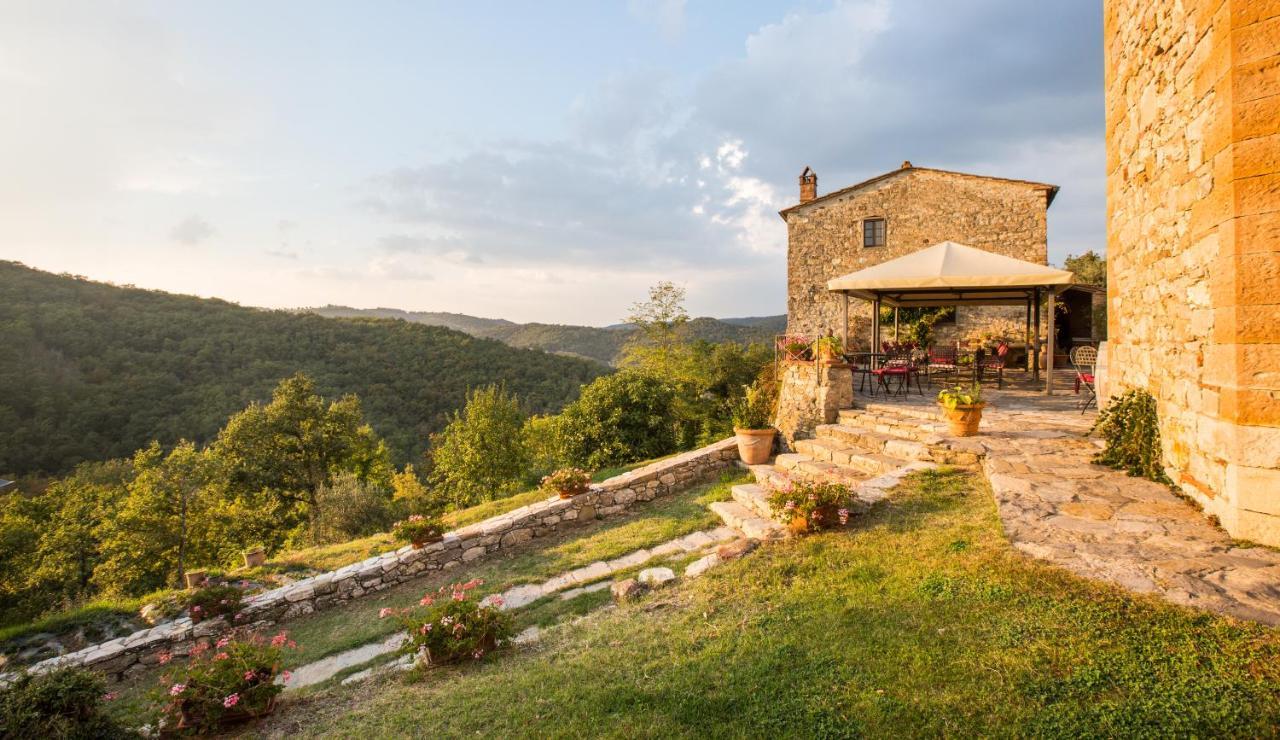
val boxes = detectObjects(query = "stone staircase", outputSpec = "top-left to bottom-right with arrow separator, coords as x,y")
710,403 -> 954,540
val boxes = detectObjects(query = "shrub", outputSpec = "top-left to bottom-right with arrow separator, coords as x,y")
309,472 -> 396,545
765,478 -> 855,532
540,468 -> 591,496
556,372 -> 678,469
391,515 -> 445,546
155,631 -> 295,734
185,584 -> 244,624
1093,389 -> 1171,484
730,378 -> 775,430
384,580 -> 514,666
937,383 -> 984,410
522,414 -> 568,481
0,666 -> 125,739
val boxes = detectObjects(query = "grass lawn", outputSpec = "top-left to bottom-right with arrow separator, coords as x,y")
247,469 -> 1280,738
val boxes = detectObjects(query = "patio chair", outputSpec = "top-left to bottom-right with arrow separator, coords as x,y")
871,351 -> 922,398
978,342 -> 1010,389
1070,346 -> 1098,413
926,346 -> 958,387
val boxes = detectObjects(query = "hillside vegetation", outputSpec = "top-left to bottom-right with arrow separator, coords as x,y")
0,261 -> 605,475
304,305 -> 783,365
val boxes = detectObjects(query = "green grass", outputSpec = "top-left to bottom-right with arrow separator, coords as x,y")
249,469 -> 1280,738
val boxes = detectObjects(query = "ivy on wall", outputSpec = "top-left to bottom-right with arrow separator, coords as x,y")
1092,390 -> 1172,484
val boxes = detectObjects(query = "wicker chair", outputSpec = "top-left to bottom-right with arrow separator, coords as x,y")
1070,346 -> 1098,413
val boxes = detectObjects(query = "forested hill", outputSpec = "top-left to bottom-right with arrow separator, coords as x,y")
0,262 -> 606,475
304,306 -> 785,365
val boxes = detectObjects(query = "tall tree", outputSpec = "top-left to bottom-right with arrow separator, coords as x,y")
211,373 -> 392,519
620,281 -> 693,375
428,385 -> 530,508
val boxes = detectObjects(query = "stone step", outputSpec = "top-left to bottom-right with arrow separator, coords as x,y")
829,410 -> 986,467
858,401 -> 941,421
793,438 -> 908,476
708,501 -> 788,541
837,409 -> 943,443
731,484 -> 773,519
815,424 -> 932,461
748,464 -> 785,488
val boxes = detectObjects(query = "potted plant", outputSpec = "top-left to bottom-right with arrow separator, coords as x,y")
155,631 -> 296,733
813,334 -> 843,364
731,379 -> 777,465
242,546 -> 267,568
777,335 -> 812,362
185,584 -> 245,625
937,383 -> 986,437
540,467 -> 592,499
765,478 -> 854,535
392,514 -> 445,548
384,579 -> 514,666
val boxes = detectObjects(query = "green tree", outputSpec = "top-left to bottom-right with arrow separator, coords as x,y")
557,372 -> 678,469
390,464 -> 433,515
428,385 -> 531,508
1064,251 -> 1107,337
620,281 -> 692,375
211,373 -> 392,520
92,441 -> 217,594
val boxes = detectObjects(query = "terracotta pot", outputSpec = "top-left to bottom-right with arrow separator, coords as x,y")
939,403 -> 985,437
734,428 -> 777,465
242,548 -> 266,568
788,504 -> 840,535
817,345 -> 839,364
176,694 -> 279,732
183,570 -> 208,590
411,533 -> 443,549
558,486 -> 589,500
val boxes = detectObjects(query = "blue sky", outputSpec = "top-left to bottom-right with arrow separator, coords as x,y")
2,0 -> 1103,325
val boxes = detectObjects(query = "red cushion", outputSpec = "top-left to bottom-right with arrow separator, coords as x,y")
1081,373 -> 1095,382
873,367 -> 909,375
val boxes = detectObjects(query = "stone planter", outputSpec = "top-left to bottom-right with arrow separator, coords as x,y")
734,428 -> 777,465
940,403 -> 985,437
183,570 -> 208,590
411,534 -> 444,549
243,547 -> 267,568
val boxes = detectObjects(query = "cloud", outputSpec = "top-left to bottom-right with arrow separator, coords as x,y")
627,0 -> 687,40
169,215 -> 216,245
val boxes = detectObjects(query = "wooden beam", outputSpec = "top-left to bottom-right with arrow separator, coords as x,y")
1032,288 -> 1041,382
1045,290 -> 1056,395
1025,297 -> 1032,372
841,291 -> 849,352
893,307 -> 899,342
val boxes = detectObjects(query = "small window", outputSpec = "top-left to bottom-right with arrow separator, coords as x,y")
863,218 -> 886,248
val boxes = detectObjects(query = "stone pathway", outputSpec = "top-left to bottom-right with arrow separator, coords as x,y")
833,387 -> 1280,625
283,525 -> 743,690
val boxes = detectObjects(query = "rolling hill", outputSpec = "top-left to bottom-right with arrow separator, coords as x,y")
304,306 -> 785,365
0,262 -> 607,475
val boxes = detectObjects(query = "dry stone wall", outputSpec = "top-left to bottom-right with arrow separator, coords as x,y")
6,439 -> 740,684
774,361 -> 854,449
784,167 -> 1052,341
1105,0 -> 1280,544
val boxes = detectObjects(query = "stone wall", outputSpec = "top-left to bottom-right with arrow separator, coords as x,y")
6,439 -> 740,684
1105,0 -> 1280,543
784,166 -> 1052,340
774,361 -> 854,449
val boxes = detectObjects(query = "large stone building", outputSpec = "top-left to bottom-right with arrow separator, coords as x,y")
781,162 -> 1059,341
1105,0 -> 1280,543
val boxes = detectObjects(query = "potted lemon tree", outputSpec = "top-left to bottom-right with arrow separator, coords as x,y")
937,383 -> 986,437
731,379 -> 777,465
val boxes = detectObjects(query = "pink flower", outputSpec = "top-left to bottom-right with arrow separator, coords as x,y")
379,608 -> 394,619
472,649 -> 484,660
215,652 -> 229,661
158,652 -> 173,665
419,595 -> 434,606
191,605 -> 203,613
420,622 -> 433,634
233,612 -> 244,622
244,670 -> 257,681
491,595 -> 505,608
281,670 -> 293,683
784,500 -> 796,511
270,632 -> 288,647
452,591 -> 465,602
169,683 -> 187,696
287,640 -> 297,649
223,693 -> 240,708
441,616 -> 454,626
102,691 -> 119,701
216,636 -> 231,648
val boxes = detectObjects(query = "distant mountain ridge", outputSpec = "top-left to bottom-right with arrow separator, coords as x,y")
303,306 -> 786,365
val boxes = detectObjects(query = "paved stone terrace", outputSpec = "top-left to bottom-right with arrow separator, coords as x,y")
845,375 -> 1280,625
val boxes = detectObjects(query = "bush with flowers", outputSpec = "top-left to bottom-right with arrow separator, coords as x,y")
185,584 -> 245,624
540,467 -> 592,498
765,477 -> 855,533
382,579 -> 514,666
392,514 -> 445,547
154,631 -> 296,733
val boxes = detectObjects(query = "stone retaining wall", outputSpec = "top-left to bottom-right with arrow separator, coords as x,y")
7,438 -> 739,683
774,361 -> 853,449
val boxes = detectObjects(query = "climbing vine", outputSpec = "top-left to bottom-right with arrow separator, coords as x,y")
1092,390 -> 1172,484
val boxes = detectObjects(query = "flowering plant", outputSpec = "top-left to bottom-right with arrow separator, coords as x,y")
154,631 -> 296,733
383,580 -> 514,666
392,514 -> 445,546
185,585 -> 245,624
540,467 -> 591,496
776,334 -> 813,362
765,477 -> 855,532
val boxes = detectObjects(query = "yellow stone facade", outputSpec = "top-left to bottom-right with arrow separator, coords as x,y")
1106,0 -> 1280,543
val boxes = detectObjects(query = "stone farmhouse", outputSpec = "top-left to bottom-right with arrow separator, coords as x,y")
1105,0 -> 1280,545
780,162 -> 1077,346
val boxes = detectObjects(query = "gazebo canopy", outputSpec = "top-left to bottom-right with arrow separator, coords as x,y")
826,241 -> 1076,307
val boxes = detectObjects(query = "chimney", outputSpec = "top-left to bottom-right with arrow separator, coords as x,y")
799,166 -> 817,204
901,160 -> 913,169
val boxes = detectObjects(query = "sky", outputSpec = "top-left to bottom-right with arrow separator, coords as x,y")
1,0 -> 1103,325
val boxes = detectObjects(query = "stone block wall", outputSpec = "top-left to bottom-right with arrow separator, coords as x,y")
774,361 -> 854,448
6,439 -> 740,684
1105,0 -> 1280,543
784,166 -> 1052,340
